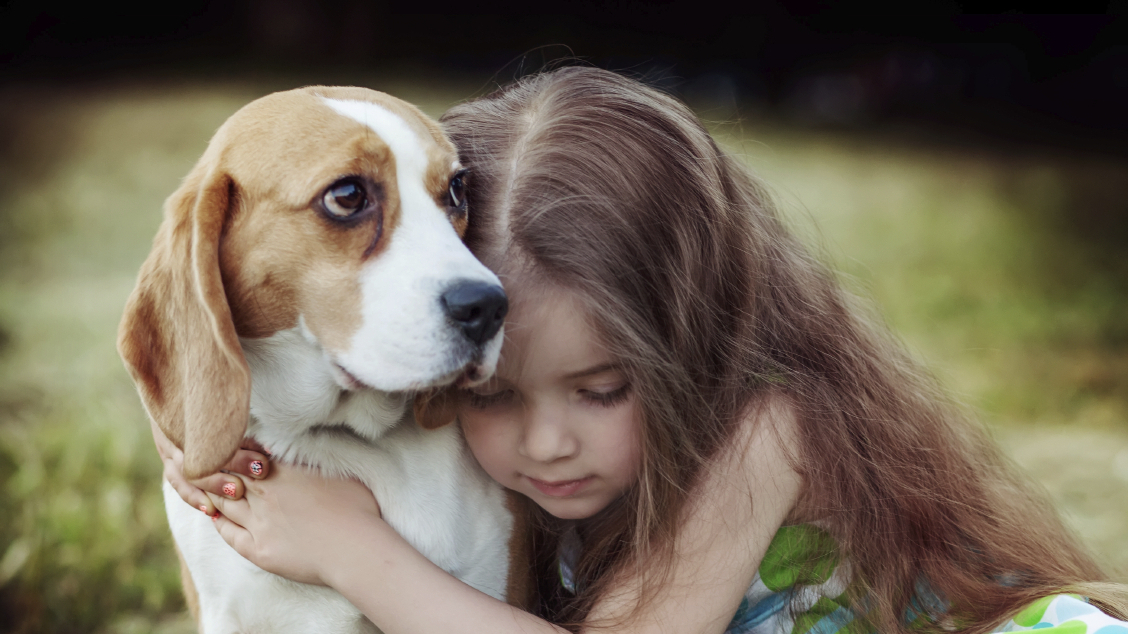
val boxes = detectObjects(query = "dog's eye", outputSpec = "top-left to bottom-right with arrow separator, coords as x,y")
448,171 -> 468,210
323,179 -> 368,217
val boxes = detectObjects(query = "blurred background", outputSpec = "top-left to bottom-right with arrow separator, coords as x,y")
1,3 -> 1126,632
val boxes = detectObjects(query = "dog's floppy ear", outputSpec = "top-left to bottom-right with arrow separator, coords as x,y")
412,387 -> 461,430
118,160 -> 250,480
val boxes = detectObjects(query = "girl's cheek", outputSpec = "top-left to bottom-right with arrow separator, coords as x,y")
622,411 -> 645,483
458,412 -> 512,476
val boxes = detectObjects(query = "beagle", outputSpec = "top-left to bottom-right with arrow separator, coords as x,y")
118,86 -> 524,632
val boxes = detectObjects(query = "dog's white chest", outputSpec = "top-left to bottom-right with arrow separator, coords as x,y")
167,481 -> 382,633
166,331 -> 511,633
167,421 -> 511,633
121,88 -> 514,633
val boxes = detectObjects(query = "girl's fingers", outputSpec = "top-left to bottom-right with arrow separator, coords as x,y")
212,511 -> 255,560
155,431 -> 220,517
151,417 -> 258,513
190,472 -> 246,501
239,436 -> 270,456
166,461 -> 217,516
207,491 -> 251,526
224,449 -> 270,480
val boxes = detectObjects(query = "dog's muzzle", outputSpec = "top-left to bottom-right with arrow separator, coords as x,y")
440,280 -> 508,346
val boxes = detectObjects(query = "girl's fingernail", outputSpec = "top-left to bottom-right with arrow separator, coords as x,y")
211,513 -> 219,522
223,482 -> 237,498
199,505 -> 209,514
249,460 -> 264,477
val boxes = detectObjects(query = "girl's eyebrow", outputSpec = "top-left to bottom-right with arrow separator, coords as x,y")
563,363 -> 619,380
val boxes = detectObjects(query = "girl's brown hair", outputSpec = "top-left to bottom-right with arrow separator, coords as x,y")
440,66 -> 1128,632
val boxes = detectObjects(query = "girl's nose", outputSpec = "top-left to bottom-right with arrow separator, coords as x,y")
520,408 -> 578,463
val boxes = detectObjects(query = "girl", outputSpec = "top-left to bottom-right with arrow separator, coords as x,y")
159,66 -> 1128,634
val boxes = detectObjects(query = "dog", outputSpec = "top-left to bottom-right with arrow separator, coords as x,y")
118,86 -> 526,632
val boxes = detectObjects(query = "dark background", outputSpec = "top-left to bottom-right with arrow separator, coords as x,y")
3,1 -> 1126,155
2,5 -> 1128,633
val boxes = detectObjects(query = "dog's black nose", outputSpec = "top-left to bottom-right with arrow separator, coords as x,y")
441,281 -> 508,346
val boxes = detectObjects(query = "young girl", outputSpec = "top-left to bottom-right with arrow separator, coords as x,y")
159,66 -> 1128,634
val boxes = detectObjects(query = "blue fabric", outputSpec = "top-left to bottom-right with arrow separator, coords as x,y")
557,528 -> 1126,634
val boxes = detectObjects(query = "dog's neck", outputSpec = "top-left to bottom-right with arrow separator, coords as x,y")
240,327 -> 408,465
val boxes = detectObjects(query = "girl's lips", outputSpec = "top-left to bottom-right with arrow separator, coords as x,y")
526,476 -> 593,498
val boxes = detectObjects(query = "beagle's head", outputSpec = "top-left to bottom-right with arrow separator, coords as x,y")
118,87 -> 506,478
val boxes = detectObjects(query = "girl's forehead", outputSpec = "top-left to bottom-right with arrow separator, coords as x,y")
503,286 -> 586,342
494,286 -> 614,382
504,282 -> 599,342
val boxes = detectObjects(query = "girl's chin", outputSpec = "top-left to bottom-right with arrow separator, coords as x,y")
543,505 -> 602,520
530,494 -> 603,520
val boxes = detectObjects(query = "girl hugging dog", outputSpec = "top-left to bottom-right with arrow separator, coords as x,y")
157,66 -> 1128,634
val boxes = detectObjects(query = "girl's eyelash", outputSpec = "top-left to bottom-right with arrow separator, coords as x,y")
582,384 -> 631,408
464,389 -> 512,409
464,384 -> 631,408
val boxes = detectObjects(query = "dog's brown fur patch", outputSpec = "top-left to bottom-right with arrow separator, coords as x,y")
118,87 -> 495,624
118,86 -> 463,479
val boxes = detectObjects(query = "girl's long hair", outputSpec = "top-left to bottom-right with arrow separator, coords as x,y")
440,66 -> 1127,632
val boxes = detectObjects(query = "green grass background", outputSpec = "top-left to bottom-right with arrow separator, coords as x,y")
0,76 -> 1125,633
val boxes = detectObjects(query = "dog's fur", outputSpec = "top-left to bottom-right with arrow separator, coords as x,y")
118,86 -> 523,633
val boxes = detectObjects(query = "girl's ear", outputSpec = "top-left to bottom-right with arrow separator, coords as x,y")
412,387 -> 461,430
117,161 -> 251,480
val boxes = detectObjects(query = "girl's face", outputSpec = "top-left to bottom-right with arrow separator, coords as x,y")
457,287 -> 641,520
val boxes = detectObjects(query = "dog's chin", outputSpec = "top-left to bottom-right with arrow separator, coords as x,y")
330,362 -> 371,392
455,363 -> 492,388
330,356 -> 497,393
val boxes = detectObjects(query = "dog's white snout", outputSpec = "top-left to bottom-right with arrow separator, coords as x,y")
441,280 -> 508,347
321,96 -> 507,391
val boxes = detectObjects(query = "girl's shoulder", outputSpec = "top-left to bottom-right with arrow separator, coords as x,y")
994,595 -> 1127,634
726,524 -> 850,634
727,527 -> 1128,634
560,523 -> 1126,634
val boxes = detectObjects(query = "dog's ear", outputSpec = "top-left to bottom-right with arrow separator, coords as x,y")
118,161 -> 251,480
412,387 -> 461,430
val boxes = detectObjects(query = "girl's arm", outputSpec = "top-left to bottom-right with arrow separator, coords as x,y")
587,396 -> 804,633
209,462 -> 569,632
208,397 -> 802,634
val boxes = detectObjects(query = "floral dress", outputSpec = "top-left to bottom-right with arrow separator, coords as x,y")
559,525 -> 1128,634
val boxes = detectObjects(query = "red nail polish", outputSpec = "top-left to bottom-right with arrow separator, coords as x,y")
199,505 -> 209,514
223,482 -> 237,498
250,460 -> 264,477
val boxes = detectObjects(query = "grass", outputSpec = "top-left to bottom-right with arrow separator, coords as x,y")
713,121 -> 1128,577
0,76 -> 1125,633
721,125 -> 1128,428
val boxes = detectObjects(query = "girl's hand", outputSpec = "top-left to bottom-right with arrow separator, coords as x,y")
151,419 -> 270,517
207,463 -> 383,587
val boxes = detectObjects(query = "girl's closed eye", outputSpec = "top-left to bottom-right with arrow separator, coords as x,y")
578,383 -> 631,408
463,386 -> 515,409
